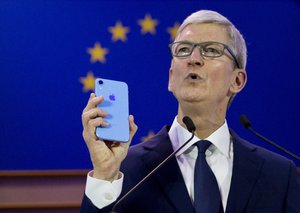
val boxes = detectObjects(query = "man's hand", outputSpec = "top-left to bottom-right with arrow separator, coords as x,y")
82,93 -> 138,181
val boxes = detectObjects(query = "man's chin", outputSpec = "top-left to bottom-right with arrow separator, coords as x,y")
180,96 -> 204,104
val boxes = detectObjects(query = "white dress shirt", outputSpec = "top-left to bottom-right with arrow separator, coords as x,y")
85,117 -> 233,210
169,117 -> 233,210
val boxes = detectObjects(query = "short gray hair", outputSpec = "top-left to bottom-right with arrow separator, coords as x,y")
176,10 -> 247,69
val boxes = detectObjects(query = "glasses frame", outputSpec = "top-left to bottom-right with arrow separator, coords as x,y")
169,41 -> 241,69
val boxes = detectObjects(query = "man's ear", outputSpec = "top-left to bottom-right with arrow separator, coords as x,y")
230,69 -> 247,94
168,68 -> 173,92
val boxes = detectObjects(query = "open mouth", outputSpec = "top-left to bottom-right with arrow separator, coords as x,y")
186,73 -> 201,80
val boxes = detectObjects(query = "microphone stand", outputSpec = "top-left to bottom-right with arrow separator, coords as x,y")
240,114 -> 300,161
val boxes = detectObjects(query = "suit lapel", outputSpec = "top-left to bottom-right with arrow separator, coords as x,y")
225,130 -> 265,213
141,126 -> 195,213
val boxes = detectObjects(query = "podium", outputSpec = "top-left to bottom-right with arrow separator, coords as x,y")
0,170 -> 88,213
0,168 -> 299,212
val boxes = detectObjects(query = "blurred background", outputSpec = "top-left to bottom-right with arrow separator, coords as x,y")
1,0 -> 300,171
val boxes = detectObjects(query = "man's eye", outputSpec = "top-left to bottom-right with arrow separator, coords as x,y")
205,47 -> 220,53
175,45 -> 192,56
203,45 -> 223,56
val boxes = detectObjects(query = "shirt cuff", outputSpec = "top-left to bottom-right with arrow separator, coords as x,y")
85,170 -> 123,209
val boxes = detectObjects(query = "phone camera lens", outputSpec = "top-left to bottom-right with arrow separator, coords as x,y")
98,80 -> 103,85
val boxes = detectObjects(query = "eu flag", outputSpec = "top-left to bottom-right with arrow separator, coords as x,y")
1,0 -> 299,169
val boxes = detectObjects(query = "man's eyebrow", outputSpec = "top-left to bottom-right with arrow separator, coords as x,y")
175,40 -> 193,43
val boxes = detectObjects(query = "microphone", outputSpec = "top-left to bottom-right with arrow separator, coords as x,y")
240,114 -> 300,161
183,116 -> 196,132
110,116 -> 196,212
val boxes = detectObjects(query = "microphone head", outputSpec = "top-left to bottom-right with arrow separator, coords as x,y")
239,114 -> 252,129
182,116 -> 196,133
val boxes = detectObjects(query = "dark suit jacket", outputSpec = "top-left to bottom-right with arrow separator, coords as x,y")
81,126 -> 300,213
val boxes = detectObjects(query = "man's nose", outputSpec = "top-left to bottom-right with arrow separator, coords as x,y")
187,46 -> 204,66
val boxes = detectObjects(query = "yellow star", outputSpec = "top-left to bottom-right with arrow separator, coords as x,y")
108,21 -> 130,42
80,72 -> 96,92
167,22 -> 180,41
141,131 -> 155,143
138,14 -> 158,35
87,42 -> 108,63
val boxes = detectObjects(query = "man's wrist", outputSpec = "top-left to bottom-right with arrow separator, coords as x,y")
92,170 -> 120,182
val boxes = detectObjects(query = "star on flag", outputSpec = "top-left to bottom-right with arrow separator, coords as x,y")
87,42 -> 109,63
138,14 -> 159,34
167,22 -> 180,41
141,131 -> 156,143
79,72 -> 96,92
109,21 -> 130,42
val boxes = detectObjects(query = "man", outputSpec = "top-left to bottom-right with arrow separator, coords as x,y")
81,10 -> 300,213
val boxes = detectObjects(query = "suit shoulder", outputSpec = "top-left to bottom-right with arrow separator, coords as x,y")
231,129 -> 295,168
127,125 -> 170,156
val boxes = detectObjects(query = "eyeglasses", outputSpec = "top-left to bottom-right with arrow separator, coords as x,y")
169,41 -> 241,69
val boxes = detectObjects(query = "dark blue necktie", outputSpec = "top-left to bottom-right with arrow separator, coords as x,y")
194,140 -> 224,213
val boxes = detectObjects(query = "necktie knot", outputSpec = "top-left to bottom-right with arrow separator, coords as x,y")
195,140 -> 211,153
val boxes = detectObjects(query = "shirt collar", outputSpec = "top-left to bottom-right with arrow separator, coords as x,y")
168,117 -> 231,158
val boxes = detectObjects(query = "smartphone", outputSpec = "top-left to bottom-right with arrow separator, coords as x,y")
94,78 -> 129,142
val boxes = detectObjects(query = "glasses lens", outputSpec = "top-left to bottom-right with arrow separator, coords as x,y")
172,42 -> 193,57
201,43 -> 224,57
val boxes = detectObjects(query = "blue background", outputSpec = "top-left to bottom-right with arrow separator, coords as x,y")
0,0 -> 299,170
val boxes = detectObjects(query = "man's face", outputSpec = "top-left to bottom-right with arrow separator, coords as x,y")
168,23 -> 246,110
